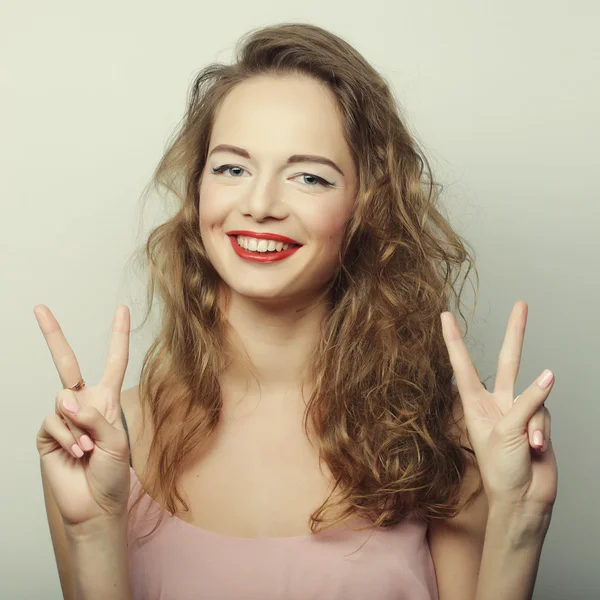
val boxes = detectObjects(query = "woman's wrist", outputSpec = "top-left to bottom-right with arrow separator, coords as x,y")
486,501 -> 553,548
65,515 -> 131,600
64,514 -> 128,544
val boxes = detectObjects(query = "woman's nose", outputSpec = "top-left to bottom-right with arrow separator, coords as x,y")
243,177 -> 287,222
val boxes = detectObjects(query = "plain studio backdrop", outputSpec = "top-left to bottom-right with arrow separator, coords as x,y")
1,2 -> 598,599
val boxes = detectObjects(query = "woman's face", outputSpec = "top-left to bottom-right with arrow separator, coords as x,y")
199,74 -> 358,306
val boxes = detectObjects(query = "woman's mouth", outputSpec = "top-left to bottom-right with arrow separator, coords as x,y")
227,235 -> 302,263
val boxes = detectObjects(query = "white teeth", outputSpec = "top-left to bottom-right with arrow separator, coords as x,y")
236,235 -> 293,253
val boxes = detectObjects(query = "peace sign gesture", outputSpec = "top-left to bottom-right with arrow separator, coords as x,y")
441,301 -> 558,513
35,304 -> 132,528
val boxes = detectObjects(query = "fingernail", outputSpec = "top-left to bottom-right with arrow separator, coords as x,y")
533,430 -> 544,447
71,444 -> 84,458
79,435 -> 94,451
536,369 -> 553,389
62,397 -> 79,413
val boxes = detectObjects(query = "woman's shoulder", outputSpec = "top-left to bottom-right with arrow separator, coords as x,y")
121,385 -> 141,421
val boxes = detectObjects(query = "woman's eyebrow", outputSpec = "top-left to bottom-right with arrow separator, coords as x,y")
208,144 -> 345,177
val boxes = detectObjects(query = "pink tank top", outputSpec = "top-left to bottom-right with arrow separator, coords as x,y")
126,466 -> 439,600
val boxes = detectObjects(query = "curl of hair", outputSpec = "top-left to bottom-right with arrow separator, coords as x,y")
126,22 -> 485,541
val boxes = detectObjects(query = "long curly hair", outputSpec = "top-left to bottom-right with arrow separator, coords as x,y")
126,22 -> 484,540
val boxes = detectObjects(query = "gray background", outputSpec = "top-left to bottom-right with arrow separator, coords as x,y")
2,1 -> 598,598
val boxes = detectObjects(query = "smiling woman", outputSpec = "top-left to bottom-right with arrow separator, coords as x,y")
197,72 -> 359,302
36,21 -> 556,600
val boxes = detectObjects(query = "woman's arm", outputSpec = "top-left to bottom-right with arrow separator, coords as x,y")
474,503 -> 551,600
41,466 -> 75,599
65,517 -> 132,600
428,390 -> 552,600
429,501 -> 551,600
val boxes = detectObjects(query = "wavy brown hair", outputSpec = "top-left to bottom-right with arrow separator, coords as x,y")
126,22 -> 485,540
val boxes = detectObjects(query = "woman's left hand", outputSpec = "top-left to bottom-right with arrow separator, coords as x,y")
440,301 -> 558,512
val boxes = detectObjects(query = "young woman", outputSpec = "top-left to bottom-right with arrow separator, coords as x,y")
35,23 -> 557,600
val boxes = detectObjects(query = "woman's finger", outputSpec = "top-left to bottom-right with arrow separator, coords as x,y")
519,393 -> 548,451
62,404 -> 129,457
37,413 -> 86,459
100,305 -> 130,393
440,312 -> 484,400
34,305 -> 84,391
527,405 -> 547,452
494,302 -> 528,409
56,390 -> 94,452
541,408 -> 551,453
506,369 -> 554,432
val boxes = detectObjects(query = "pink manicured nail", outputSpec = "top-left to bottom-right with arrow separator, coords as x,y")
62,397 -> 79,413
79,435 -> 94,451
536,369 -> 553,389
71,444 -> 84,458
533,431 -> 544,447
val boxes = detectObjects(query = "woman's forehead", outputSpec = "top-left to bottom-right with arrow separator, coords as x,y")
210,76 -> 352,168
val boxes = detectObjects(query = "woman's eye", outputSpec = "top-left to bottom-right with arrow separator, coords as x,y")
299,174 -> 334,188
211,165 -> 335,188
212,165 -> 246,177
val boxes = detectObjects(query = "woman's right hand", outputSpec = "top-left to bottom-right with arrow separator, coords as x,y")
35,304 -> 132,529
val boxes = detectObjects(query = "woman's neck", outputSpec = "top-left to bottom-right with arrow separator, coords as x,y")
219,290 -> 327,399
